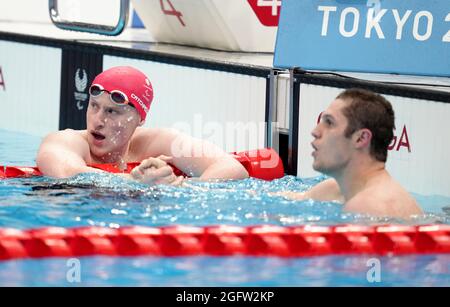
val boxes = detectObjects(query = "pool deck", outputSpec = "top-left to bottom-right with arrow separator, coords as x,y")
1,20 -> 449,94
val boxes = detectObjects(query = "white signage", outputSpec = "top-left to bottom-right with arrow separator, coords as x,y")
0,41 -> 61,136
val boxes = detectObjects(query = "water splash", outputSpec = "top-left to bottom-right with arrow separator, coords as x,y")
1,174 -> 448,229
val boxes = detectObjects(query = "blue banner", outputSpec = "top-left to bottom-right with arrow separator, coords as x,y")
274,0 -> 450,76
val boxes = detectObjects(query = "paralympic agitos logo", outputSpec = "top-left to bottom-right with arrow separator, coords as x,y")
74,68 -> 88,110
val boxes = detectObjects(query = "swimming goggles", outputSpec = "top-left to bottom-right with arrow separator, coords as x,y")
89,84 -> 129,105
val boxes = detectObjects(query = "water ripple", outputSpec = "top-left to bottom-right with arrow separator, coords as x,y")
0,174 -> 448,229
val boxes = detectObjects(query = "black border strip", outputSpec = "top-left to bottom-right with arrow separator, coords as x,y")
295,73 -> 450,103
0,31 -> 272,78
287,75 -> 300,175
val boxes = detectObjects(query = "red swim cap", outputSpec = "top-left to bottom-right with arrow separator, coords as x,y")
91,66 -> 153,120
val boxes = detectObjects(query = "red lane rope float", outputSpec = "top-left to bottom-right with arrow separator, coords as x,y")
0,148 -> 284,181
0,225 -> 449,261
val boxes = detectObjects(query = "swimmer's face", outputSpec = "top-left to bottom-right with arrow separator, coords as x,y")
86,92 -> 143,160
311,99 -> 354,176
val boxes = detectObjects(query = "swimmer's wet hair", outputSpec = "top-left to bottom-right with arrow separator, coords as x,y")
337,88 -> 395,162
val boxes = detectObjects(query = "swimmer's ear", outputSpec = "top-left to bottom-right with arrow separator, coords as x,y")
138,119 -> 145,127
354,128 -> 372,148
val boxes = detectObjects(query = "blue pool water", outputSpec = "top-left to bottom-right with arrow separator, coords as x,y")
1,255 -> 449,287
0,129 -> 449,286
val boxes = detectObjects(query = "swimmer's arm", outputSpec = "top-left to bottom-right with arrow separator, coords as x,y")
145,128 -> 249,180
198,155 -> 249,180
37,131 -> 167,183
36,131 -> 105,178
275,178 -> 343,203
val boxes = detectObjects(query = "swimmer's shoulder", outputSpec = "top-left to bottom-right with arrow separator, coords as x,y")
376,177 -> 422,213
306,178 -> 344,203
128,127 -> 163,158
132,127 -> 180,139
37,129 -> 91,165
131,127 -> 160,139
382,179 -> 423,217
345,184 -> 422,218
130,127 -> 184,157
44,128 -> 87,139
40,129 -> 89,151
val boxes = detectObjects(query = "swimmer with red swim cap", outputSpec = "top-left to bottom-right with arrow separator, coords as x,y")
37,66 -> 248,185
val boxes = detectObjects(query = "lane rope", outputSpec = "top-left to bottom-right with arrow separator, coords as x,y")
0,224 -> 449,260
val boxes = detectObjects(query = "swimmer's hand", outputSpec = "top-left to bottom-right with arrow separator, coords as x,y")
130,155 -> 184,186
